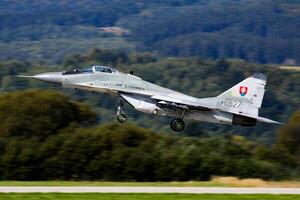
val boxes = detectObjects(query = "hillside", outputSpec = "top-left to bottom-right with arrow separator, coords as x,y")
0,0 -> 299,64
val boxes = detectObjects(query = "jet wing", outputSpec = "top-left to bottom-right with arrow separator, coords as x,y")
66,82 -> 215,110
150,94 -> 215,110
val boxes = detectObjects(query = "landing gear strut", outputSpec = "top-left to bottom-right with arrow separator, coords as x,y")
170,109 -> 186,132
115,100 -> 127,123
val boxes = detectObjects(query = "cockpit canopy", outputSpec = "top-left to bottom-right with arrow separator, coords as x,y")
82,66 -> 116,73
63,65 -> 117,75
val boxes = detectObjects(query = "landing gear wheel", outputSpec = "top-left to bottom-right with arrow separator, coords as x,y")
170,119 -> 185,132
116,113 -> 127,123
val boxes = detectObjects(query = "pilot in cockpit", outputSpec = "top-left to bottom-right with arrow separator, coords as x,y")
63,66 -> 116,75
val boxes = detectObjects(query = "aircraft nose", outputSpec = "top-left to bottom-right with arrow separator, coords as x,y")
33,72 -> 62,84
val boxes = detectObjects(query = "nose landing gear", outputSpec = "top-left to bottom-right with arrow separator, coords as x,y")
115,100 -> 127,123
116,112 -> 127,123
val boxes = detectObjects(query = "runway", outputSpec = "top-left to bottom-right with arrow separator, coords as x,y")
0,187 -> 300,194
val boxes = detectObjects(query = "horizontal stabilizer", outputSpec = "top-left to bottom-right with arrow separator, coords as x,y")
257,117 -> 283,124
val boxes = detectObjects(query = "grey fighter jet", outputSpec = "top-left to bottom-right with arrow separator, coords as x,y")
19,65 -> 281,131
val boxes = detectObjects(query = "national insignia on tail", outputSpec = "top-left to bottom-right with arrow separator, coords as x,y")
239,86 -> 248,96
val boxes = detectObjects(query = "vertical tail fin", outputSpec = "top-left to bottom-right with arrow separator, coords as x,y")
216,73 -> 267,117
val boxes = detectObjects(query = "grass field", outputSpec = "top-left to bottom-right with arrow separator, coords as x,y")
1,177 -> 300,187
0,194 -> 300,200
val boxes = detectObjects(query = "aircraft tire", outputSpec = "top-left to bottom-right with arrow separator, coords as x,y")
116,113 -> 127,123
170,119 -> 185,132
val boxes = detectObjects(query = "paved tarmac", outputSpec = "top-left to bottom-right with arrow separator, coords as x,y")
0,187 -> 300,194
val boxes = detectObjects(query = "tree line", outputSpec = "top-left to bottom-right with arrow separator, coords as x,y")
0,89 -> 299,181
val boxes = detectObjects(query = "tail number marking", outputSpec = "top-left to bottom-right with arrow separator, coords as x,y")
221,98 -> 241,108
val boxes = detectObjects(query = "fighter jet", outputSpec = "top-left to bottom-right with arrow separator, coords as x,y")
19,65 -> 281,131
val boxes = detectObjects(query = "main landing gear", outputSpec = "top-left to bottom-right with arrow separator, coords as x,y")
170,110 -> 186,132
115,100 -> 127,123
170,119 -> 185,132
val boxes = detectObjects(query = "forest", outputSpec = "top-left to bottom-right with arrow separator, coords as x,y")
0,0 -> 300,181
0,0 -> 299,64
0,89 -> 299,181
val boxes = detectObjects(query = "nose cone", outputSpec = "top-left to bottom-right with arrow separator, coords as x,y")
33,72 -> 62,84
